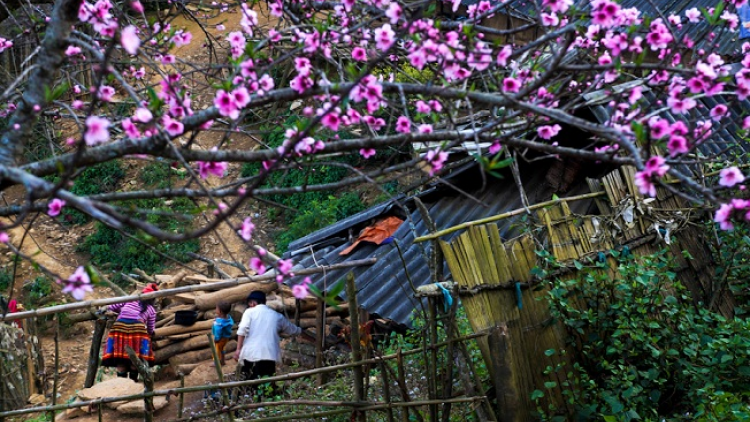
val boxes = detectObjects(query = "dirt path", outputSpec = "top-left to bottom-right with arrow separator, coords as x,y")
3,5 -> 287,418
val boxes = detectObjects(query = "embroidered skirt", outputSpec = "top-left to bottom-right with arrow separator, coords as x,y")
101,319 -> 155,367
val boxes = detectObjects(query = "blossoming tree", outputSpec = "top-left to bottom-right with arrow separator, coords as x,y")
0,0 -> 747,299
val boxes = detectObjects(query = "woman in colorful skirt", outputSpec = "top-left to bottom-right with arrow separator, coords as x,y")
101,283 -> 158,381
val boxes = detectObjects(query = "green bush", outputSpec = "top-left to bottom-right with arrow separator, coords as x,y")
140,160 -> 184,189
275,192 -> 366,253
241,119 -> 404,252
62,160 -> 126,225
0,267 -> 11,293
534,249 -> 750,421
707,223 -> 750,314
23,276 -> 54,307
78,197 -> 199,284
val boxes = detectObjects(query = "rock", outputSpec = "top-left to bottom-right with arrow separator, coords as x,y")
116,396 -> 170,415
77,378 -> 144,409
154,275 -> 173,283
28,393 -> 46,404
59,402 -> 89,420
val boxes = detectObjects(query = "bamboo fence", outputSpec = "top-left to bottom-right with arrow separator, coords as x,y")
0,318 -> 43,415
0,261 -> 489,422
437,165 -> 733,421
0,330 -> 489,420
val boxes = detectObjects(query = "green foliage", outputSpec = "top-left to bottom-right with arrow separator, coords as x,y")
0,267 -> 11,293
78,197 -> 199,284
707,222 -> 750,314
139,160 -> 185,189
62,160 -> 126,225
241,119 -> 404,252
535,249 -> 750,421
275,192 -> 366,253
23,275 -> 54,307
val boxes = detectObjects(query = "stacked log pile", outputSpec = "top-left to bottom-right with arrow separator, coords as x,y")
149,273 -> 353,371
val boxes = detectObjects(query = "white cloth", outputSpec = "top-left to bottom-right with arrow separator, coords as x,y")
237,304 -> 301,363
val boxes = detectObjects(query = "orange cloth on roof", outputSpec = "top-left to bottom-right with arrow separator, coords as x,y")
339,216 -> 404,256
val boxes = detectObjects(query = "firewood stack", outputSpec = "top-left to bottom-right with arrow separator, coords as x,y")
148,272 -> 352,371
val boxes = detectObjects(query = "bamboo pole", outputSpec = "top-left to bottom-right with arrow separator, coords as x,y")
440,295 -> 458,422
0,341 -> 5,422
126,346 -> 154,422
178,373 -> 185,419
428,298 -> 438,422
379,358 -> 395,422
346,272 -> 366,422
0,259 -> 377,322
0,332 -> 487,419
396,348 -> 421,422
207,333 -> 234,422
169,397 -> 486,422
49,315 -> 59,422
413,191 -> 606,243
315,291 -> 326,386
489,324 -> 518,422
85,316 -> 107,388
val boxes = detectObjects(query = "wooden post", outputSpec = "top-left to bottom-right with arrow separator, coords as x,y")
0,344 -> 5,422
207,262 -> 215,279
85,316 -> 107,388
178,373 -> 185,419
346,273 -> 366,422
294,299 -> 301,326
454,326 -> 496,422
395,348 -> 423,422
97,402 -> 103,422
428,298 -> 439,422
440,296 -> 458,422
207,333 -> 235,422
488,324 -> 518,422
126,346 -> 154,422
50,315 -> 60,422
378,359 -> 395,422
315,294 -> 326,386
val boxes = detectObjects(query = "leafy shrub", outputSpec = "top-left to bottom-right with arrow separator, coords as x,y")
78,197 -> 199,284
242,119 -> 405,252
0,267 -> 11,293
534,249 -> 750,421
23,276 -> 54,307
275,192 -> 366,253
62,160 -> 125,225
140,160 -> 184,189
707,223 -> 750,314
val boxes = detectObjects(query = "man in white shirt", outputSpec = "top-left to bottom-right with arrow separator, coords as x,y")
234,290 -> 301,398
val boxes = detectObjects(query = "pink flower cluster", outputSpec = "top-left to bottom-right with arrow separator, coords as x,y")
292,277 -> 312,299
214,88 -> 250,120
634,156 -> 669,198
424,149 -> 448,176
238,217 -> 255,241
197,160 -> 228,179
78,0 -> 118,37
48,198 -> 66,217
715,197 -> 750,231
0,37 -> 12,53
59,266 -> 93,301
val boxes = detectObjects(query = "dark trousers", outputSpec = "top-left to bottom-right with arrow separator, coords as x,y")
239,360 -> 277,400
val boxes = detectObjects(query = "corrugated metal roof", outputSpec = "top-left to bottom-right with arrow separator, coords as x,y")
284,164 -> 593,325
460,0 -> 746,57
587,92 -> 750,161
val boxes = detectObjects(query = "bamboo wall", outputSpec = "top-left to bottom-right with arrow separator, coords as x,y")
439,165 -> 733,421
0,319 -> 43,412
